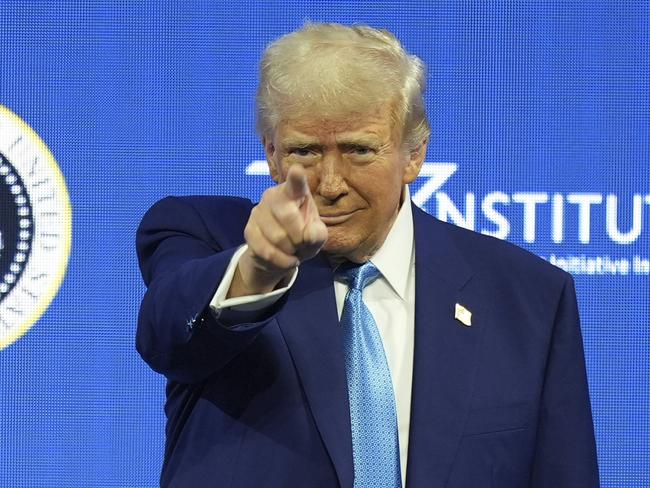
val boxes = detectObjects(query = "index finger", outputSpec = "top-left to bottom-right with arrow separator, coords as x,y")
283,165 -> 309,203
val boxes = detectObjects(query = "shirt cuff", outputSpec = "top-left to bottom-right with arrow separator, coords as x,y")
209,244 -> 299,318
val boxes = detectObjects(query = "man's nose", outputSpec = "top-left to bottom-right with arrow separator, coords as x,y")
316,152 -> 349,201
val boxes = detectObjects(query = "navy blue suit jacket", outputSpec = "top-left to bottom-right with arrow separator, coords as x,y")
136,196 -> 599,487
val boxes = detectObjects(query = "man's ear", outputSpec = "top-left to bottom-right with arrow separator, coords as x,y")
263,136 -> 282,183
403,137 -> 428,184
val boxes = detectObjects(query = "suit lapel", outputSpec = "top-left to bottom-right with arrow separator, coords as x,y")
406,206 -> 485,488
276,255 -> 354,488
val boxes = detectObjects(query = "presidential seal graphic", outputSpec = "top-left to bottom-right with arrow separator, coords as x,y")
0,105 -> 71,350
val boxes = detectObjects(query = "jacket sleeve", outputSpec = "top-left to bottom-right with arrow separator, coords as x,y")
530,274 -> 600,487
135,196 -> 284,384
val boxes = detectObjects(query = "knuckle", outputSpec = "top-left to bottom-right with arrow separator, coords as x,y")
244,221 -> 259,243
243,225 -> 253,243
276,204 -> 299,222
287,231 -> 304,248
270,227 -> 288,245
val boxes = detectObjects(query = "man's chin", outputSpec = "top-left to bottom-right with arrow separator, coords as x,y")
321,236 -> 368,264
322,240 -> 352,255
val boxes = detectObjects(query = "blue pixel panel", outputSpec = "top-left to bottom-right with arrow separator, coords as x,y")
0,2 -> 647,486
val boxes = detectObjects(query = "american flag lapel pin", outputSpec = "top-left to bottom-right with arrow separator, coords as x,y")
454,303 -> 472,327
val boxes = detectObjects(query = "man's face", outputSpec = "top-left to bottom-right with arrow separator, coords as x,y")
265,104 -> 426,263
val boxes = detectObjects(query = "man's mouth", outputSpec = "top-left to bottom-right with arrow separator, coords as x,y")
319,210 -> 359,225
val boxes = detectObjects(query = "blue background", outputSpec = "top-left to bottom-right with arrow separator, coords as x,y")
0,1 -> 648,486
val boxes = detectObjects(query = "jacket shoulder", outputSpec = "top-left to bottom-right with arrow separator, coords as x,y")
434,215 -> 570,291
139,195 -> 253,232
136,195 -> 254,268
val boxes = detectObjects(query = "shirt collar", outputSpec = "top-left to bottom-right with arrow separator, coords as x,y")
369,185 -> 414,300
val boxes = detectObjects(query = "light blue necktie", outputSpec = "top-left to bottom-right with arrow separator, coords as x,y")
337,262 -> 402,488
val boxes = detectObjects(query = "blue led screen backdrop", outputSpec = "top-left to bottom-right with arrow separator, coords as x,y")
0,2 -> 648,487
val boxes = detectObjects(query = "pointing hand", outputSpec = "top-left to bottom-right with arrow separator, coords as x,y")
229,165 -> 328,298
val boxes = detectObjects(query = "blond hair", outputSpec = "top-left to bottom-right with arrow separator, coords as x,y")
256,23 -> 430,151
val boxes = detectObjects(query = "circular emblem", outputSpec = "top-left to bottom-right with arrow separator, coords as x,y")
0,105 -> 71,350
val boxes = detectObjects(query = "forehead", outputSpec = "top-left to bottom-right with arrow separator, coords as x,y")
275,104 -> 396,143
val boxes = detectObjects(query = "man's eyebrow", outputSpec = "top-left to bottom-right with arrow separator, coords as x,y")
336,136 -> 382,147
280,135 -> 383,149
281,138 -> 321,148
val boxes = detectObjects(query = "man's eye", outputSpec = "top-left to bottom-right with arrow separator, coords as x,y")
290,148 -> 314,157
351,146 -> 373,156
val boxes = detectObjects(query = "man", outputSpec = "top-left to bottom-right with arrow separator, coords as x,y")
136,23 -> 599,487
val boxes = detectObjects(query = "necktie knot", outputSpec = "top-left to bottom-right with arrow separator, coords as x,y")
336,261 -> 381,291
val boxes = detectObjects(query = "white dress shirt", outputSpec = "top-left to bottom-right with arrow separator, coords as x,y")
210,187 -> 416,486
